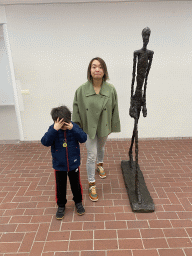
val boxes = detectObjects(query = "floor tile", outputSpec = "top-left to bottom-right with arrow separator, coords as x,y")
0,139 -> 191,255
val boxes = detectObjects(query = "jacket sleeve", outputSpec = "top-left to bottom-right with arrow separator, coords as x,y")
41,125 -> 58,147
71,123 -> 87,143
111,88 -> 121,132
72,89 -> 82,128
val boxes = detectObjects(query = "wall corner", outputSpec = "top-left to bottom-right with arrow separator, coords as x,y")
0,6 -> 7,24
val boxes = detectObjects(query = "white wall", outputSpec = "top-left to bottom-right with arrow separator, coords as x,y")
0,27 -> 14,105
0,0 -> 184,4
0,106 -> 20,140
0,15 -> 20,140
4,1 -> 192,140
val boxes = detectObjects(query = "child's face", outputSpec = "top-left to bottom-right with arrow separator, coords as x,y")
61,124 -> 67,130
60,118 -> 69,130
57,118 -> 66,130
54,117 -> 68,130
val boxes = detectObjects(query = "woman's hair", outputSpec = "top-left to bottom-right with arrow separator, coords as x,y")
87,57 -> 109,82
51,105 -> 71,123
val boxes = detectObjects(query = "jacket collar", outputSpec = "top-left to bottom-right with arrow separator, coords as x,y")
85,81 -> 110,97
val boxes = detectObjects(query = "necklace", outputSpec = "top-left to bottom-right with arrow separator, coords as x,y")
63,131 -> 67,147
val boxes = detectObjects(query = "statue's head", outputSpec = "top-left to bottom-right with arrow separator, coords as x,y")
142,27 -> 151,47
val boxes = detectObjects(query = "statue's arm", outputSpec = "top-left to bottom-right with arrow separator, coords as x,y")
143,51 -> 154,99
131,51 -> 138,97
145,51 -> 154,81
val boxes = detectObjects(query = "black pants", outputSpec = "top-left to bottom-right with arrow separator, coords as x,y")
54,167 -> 83,207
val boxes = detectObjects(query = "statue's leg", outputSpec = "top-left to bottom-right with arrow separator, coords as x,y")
129,119 -> 137,169
135,117 -> 142,203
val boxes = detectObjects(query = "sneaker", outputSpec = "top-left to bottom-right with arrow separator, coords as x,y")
97,163 -> 106,179
56,206 -> 65,220
89,183 -> 98,202
75,202 -> 85,216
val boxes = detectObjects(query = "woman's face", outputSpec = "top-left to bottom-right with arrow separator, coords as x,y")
90,60 -> 104,80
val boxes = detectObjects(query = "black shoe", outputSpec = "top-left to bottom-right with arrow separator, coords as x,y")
75,202 -> 85,216
56,206 -> 65,220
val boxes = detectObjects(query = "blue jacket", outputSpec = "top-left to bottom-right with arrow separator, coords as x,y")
41,122 -> 87,172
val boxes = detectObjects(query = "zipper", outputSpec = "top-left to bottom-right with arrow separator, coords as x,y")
64,130 -> 70,172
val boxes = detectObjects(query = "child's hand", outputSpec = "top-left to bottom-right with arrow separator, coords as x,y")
64,122 -> 73,130
54,118 -> 65,131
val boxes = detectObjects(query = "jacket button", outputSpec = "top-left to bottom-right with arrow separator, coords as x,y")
86,109 -> 88,111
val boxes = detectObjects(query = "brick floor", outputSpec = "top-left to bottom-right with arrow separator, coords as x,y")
0,138 -> 192,255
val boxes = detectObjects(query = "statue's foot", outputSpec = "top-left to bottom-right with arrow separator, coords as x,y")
129,153 -> 133,169
137,192 -> 142,204
135,185 -> 142,204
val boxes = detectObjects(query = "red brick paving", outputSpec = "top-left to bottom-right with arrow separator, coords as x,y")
0,138 -> 192,255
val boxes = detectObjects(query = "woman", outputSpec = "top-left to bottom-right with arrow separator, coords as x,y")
72,57 -> 121,201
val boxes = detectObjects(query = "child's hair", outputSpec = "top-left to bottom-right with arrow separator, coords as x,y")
51,105 -> 71,123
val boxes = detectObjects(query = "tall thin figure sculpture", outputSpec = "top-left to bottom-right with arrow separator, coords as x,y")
129,27 -> 154,203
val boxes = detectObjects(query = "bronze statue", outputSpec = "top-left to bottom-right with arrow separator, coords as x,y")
129,27 -> 154,203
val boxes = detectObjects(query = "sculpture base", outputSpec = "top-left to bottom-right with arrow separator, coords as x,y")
121,160 -> 155,213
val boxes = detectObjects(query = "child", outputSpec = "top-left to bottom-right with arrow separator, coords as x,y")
41,105 -> 87,220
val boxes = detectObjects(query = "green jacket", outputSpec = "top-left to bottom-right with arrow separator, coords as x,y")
72,81 -> 121,139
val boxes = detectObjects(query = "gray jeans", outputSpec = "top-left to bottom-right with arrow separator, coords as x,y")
86,134 -> 108,183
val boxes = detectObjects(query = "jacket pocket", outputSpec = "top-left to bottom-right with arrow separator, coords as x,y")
52,150 -> 66,166
68,146 -> 80,167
